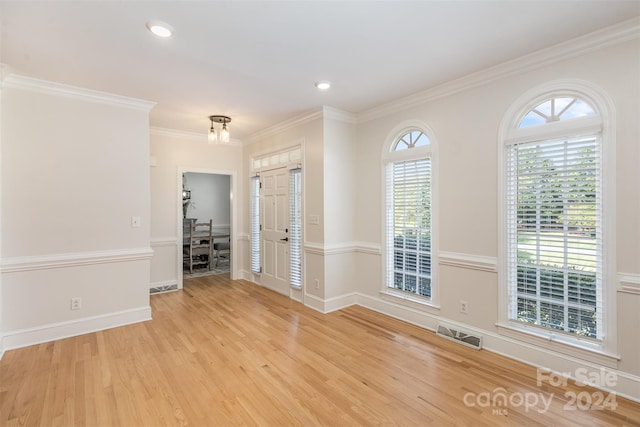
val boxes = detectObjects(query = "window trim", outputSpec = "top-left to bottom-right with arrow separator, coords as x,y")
250,174 -> 261,274
498,79 -> 617,361
289,166 -> 303,288
382,120 -> 439,308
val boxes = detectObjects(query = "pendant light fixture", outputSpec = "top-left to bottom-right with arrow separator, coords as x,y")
208,115 -> 232,144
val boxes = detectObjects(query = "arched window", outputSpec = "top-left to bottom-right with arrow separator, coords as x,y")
499,83 -> 614,355
519,96 -> 596,127
393,130 -> 431,150
384,126 -> 436,304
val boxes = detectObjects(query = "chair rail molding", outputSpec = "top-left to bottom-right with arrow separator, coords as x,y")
303,241 -> 381,256
150,237 -> 179,247
438,251 -> 498,273
0,247 -> 154,273
618,273 -> 640,295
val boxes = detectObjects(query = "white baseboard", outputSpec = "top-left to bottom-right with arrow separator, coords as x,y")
1,306 -> 151,355
482,334 -> 640,404
303,292 -> 357,313
239,269 -> 254,281
323,292 -> 358,313
301,292 -> 325,313
354,292 -> 640,403
212,275 -> 640,402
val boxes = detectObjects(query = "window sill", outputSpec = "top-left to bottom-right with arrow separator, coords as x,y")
380,290 -> 440,314
496,323 -> 620,368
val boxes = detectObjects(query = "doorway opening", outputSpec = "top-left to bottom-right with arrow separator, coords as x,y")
178,168 -> 237,289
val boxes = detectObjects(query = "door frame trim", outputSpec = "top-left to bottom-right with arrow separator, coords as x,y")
177,166 -> 238,289
250,142 -> 305,300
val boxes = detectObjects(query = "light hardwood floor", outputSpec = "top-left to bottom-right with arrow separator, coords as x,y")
1,275 -> 639,426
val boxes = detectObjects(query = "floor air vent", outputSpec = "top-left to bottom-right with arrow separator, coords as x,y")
436,323 -> 482,350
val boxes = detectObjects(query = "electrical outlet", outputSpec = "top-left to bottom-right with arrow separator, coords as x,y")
131,216 -> 141,228
460,300 -> 468,314
314,279 -> 320,289
71,297 -> 82,310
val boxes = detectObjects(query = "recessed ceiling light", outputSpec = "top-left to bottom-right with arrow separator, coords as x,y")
315,81 -> 331,90
146,21 -> 174,38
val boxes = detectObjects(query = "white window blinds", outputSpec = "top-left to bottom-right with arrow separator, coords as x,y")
250,175 -> 261,274
386,158 -> 432,298
289,168 -> 302,288
506,135 -> 602,339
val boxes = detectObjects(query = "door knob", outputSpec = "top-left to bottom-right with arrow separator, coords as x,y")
280,237 -> 289,242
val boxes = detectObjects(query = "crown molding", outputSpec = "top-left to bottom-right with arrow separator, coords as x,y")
243,18 -> 639,136
245,108 -> 324,145
150,127 -> 204,141
322,106 -> 358,124
358,17 -> 640,123
245,105 -> 357,145
1,74 -> 156,112
150,126 -> 242,146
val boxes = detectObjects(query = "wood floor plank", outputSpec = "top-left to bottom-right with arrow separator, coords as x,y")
1,276 -> 639,426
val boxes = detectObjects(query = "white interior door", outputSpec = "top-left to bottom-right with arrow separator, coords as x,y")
260,167 -> 290,295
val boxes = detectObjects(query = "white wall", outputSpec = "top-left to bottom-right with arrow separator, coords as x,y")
183,172 -> 230,232
232,31 -> 640,400
352,38 -> 640,399
241,112 -> 324,305
149,130 -> 242,290
0,21 -> 637,403
240,109 -> 359,310
322,115 -> 357,301
0,76 -> 154,352
0,81 -> 4,356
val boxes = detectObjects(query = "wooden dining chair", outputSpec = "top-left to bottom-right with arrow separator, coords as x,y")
184,219 -> 212,273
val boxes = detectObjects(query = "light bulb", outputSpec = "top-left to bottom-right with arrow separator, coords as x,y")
208,126 -> 217,144
220,123 -> 230,143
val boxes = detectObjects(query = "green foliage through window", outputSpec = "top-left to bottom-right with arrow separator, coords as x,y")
507,134 -> 602,340
387,153 -> 432,298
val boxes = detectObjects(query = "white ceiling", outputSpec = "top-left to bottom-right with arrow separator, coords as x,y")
1,1 -> 639,139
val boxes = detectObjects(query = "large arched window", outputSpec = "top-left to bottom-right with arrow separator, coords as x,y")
384,125 -> 437,304
499,82 -> 615,357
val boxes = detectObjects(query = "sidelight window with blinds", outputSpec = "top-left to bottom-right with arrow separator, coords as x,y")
505,94 -> 604,341
289,168 -> 302,288
250,175 -> 261,274
385,129 -> 434,300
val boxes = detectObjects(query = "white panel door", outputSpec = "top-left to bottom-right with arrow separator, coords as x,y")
261,167 -> 289,295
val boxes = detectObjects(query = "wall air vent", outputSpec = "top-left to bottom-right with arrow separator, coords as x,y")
436,323 -> 482,350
